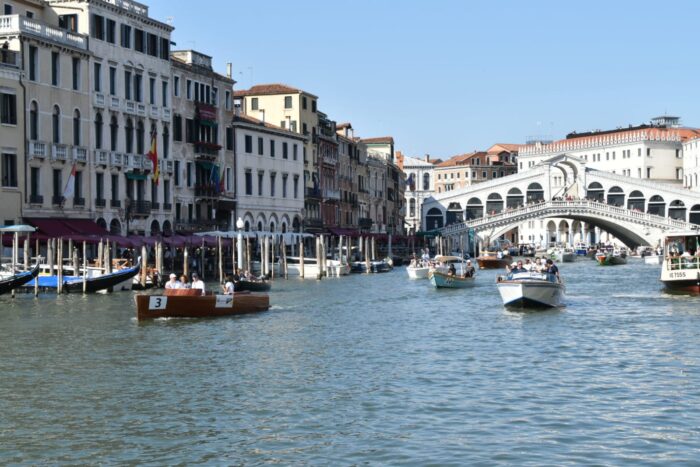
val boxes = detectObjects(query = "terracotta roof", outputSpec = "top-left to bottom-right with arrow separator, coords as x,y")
233,83 -> 317,98
231,114 -> 306,140
436,151 -> 487,168
361,136 -> 394,145
487,143 -> 520,154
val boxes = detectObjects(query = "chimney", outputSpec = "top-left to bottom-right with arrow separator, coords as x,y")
226,62 -> 232,79
424,153 -> 430,162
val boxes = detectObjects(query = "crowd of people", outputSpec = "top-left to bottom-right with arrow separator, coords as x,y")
505,257 -> 560,280
163,267 -> 263,296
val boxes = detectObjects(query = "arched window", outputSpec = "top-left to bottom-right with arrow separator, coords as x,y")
110,115 -> 118,151
73,109 -> 81,146
52,105 -> 60,143
29,101 -> 38,141
125,118 -> 134,153
409,198 -> 416,217
162,124 -> 169,158
94,112 -> 103,149
423,173 -> 430,190
486,193 -> 504,214
527,182 -> 544,203
466,197 -> 483,220
136,120 -> 145,154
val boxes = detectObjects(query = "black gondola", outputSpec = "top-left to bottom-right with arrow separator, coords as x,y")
0,263 -> 41,295
235,280 -> 271,292
63,264 -> 141,293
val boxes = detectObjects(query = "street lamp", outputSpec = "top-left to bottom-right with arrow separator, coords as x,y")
236,216 -> 244,270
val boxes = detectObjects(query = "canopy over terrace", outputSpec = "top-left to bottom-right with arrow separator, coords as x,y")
195,230 -> 314,244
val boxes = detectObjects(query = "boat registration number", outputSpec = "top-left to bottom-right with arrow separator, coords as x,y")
669,271 -> 688,278
149,296 -> 168,310
215,294 -> 234,308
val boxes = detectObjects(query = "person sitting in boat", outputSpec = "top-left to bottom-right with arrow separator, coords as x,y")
448,263 -> 456,276
232,268 -> 241,283
165,273 -> 182,289
523,258 -> 533,271
222,275 -> 234,295
509,260 -> 527,274
545,259 -> 560,281
191,272 -> 205,295
180,274 -> 191,289
463,260 -> 476,278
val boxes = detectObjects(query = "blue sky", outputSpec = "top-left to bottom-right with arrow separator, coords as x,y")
148,0 -> 700,159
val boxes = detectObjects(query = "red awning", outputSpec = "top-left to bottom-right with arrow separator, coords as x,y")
25,218 -> 109,238
328,228 -> 360,237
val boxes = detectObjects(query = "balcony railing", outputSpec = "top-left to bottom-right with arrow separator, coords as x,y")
129,200 -> 151,216
151,201 -> 160,210
359,217 -> 373,229
149,105 -> 159,118
136,103 -> 146,116
194,142 -> 221,157
174,219 -> 229,233
162,108 -> 171,121
94,150 -> 109,166
95,198 -> 106,208
51,144 -> 68,162
110,96 -> 120,109
110,199 -> 121,208
110,152 -> 123,167
195,185 -> 221,198
125,100 -> 136,114
28,140 -> 47,160
162,202 -> 172,211
29,195 -> 43,204
73,197 -> 85,207
52,195 -> 64,206
72,147 -> 88,163
163,159 -> 174,174
0,15 -> 87,50
305,187 -> 322,199
94,92 -> 105,107
323,188 -> 341,200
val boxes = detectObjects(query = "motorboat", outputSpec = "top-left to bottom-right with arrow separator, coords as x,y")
135,288 -> 270,320
660,231 -> 700,293
234,278 -> 271,292
406,259 -> 430,279
547,246 -> 575,263
595,247 -> 628,266
496,270 -> 565,308
574,243 -> 589,256
430,255 -> 474,276
429,270 -> 476,289
476,251 -> 511,269
350,258 -> 393,273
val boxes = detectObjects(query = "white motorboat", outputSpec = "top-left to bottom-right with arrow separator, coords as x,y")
406,261 -> 430,279
660,231 -> 700,293
644,255 -> 662,265
496,271 -> 565,308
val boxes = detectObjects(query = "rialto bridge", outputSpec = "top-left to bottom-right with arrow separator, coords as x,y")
422,154 -> 700,248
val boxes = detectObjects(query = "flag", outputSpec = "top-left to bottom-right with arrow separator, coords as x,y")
148,126 -> 159,185
406,173 -> 416,191
62,163 -> 76,200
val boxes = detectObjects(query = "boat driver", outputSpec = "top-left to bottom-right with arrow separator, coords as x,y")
545,259 -> 560,281
463,260 -> 476,278
509,260 -> 527,274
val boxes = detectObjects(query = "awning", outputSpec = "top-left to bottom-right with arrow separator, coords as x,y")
25,218 -> 109,238
328,227 -> 360,237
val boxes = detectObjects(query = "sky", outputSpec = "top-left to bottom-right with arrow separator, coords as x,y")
148,0 -> 700,159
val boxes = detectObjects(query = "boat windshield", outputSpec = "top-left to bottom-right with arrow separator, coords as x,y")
664,234 -> 700,271
507,271 -> 559,283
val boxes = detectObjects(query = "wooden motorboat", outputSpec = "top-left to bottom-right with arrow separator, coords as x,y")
350,259 -> 393,273
496,271 -> 565,308
135,288 -> 270,320
476,251 -> 511,269
428,270 -> 476,289
595,248 -> 627,266
0,263 -> 40,295
235,279 -> 271,292
660,231 -> 700,293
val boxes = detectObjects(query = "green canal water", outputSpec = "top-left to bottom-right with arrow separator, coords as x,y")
2,258 -> 700,465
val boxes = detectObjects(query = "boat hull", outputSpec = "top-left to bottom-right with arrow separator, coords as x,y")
429,271 -> 475,288
0,263 -> 40,295
596,254 -> 627,266
235,280 -> 271,292
497,280 -> 565,308
476,256 -> 511,269
660,266 -> 700,294
135,290 -> 270,320
561,253 -> 576,263
406,266 -> 429,279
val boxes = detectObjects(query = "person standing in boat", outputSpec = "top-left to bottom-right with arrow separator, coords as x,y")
222,275 -> 234,295
448,263 -> 456,276
545,259 -> 560,282
463,260 -> 476,278
191,272 -> 205,295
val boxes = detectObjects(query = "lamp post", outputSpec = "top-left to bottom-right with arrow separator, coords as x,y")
236,216 -> 244,270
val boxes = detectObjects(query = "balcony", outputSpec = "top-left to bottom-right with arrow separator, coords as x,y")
110,96 -> 120,109
193,141 -> 221,159
151,201 -> 160,210
129,200 -> 151,217
195,185 -> 221,199
359,217 -> 373,229
28,140 -> 48,160
110,199 -> 121,208
51,144 -> 68,162
163,159 -> 174,174
125,100 -> 136,114
305,187 -> 322,200
162,202 -> 172,211
94,150 -> 109,166
0,48 -> 18,67
136,103 -> 146,116
29,194 -> 43,204
95,198 -> 106,208
304,217 -> 323,229
110,152 -> 123,168
174,219 -> 228,233
162,108 -> 171,121
149,105 -> 159,118
94,92 -> 105,107
52,195 -> 64,206
73,197 -> 85,207
0,15 -> 87,50
72,147 -> 88,163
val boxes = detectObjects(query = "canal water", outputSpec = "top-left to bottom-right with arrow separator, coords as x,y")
2,258 -> 700,465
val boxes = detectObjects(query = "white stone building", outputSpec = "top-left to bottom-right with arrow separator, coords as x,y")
683,137 -> 700,192
400,154 -> 436,234
232,114 -> 306,233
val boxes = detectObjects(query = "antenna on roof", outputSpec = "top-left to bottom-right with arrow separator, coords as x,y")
166,16 -> 174,26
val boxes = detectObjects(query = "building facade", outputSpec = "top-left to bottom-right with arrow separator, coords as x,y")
0,31 -> 22,225
398,153 -> 436,235
683,137 -> 700,192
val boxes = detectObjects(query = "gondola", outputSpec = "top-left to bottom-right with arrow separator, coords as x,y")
235,279 -> 271,292
23,263 -> 140,293
0,263 -> 41,295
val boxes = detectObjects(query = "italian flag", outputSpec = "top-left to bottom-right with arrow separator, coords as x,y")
148,127 -> 159,185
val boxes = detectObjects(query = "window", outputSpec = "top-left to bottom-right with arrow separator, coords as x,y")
270,140 -> 275,157
73,171 -> 82,202
93,62 -> 102,92
294,175 -> 299,198
134,73 -> 142,102
302,123 -> 308,135
52,106 -> 60,143
293,144 -> 298,161
92,14 -> 105,40
245,170 -> 252,195
647,148 -> 651,157
173,114 -> 182,141
96,172 -> 104,201
73,109 -> 81,146
109,66 -> 116,95
258,137 -> 263,155
270,173 -> 276,197
146,33 -> 158,57
647,167 -> 652,178
149,77 -> 156,104
124,70 -> 131,100
29,102 -> 38,139
136,121 -> 145,154
185,118 -> 194,143
162,125 -> 169,158
163,180 -> 170,205
53,169 -> 62,199
72,57 -> 80,91
0,92 -> 17,125
1,153 -> 17,187
311,100 -> 317,112
226,167 -> 232,192
28,46 -> 38,81
151,180 -> 158,204
134,29 -> 144,52
51,52 -> 59,86
226,127 -> 233,150
282,174 -> 288,198
125,119 -> 133,153
30,167 -> 40,199
106,19 -> 116,43
173,76 -> 180,97
251,97 -> 258,110
258,172 -> 264,196
161,81 -> 168,107
245,135 -> 252,153
225,91 -> 231,110
109,116 -> 118,151
302,96 -> 307,110
186,79 -> 192,100
186,162 -> 193,187
284,96 -> 292,109
120,24 -> 131,48
159,37 -> 169,60
283,142 -> 288,159
95,113 -> 103,149
111,174 -> 119,201
174,160 -> 180,186
212,87 -> 218,106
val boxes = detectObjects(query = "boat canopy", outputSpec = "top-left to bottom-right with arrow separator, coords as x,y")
0,225 -> 36,233
434,255 -> 466,263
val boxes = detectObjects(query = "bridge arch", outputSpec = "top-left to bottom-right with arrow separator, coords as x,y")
426,207 -> 444,230
627,190 -> 645,211
647,195 -> 666,217
690,205 -> 700,225
446,202 -> 463,225
465,197 -> 483,220
668,200 -> 686,221
506,188 -> 524,208
486,193 -> 504,214
606,186 -> 625,207
526,183 -> 544,203
587,182 -> 604,201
